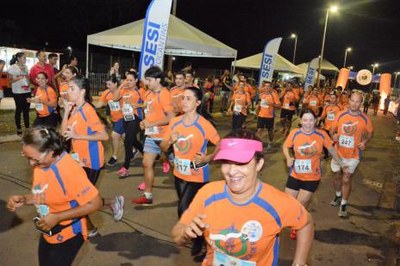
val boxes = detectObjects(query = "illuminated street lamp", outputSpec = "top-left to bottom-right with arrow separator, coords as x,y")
394,71 -> 400,88
67,46 -> 73,57
371,63 -> 379,74
316,5 -> 338,86
349,66 -> 354,70
290,33 -> 298,64
343,47 -> 352,68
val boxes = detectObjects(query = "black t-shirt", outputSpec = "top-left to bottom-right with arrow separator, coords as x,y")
222,76 -> 231,92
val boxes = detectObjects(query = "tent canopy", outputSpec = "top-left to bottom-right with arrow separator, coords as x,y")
231,53 -> 303,74
87,15 -> 237,58
297,59 -> 339,74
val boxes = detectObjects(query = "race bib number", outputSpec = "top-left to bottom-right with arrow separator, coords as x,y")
124,115 -> 135,121
71,152 -> 80,162
284,103 -> 290,109
294,159 -> 312,174
108,100 -> 120,111
234,104 -> 242,113
327,112 -> 335,121
145,126 -> 159,135
213,251 -> 256,266
144,107 -> 149,115
310,100 -> 317,106
122,103 -> 134,120
35,103 -> 44,111
260,99 -> 269,108
339,135 -> 355,148
174,158 -> 191,175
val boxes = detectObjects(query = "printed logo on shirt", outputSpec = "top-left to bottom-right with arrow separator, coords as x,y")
342,121 -> 358,135
174,133 -> 194,154
297,141 -> 317,157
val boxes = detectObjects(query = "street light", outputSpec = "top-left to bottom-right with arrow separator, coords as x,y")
371,63 -> 379,74
349,66 -> 354,70
290,33 -> 298,64
316,5 -> 338,87
394,71 -> 400,88
343,47 -> 352,68
67,46 -> 72,57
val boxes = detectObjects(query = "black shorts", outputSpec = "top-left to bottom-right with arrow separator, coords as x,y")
257,117 -> 274,130
286,175 -> 320,192
280,109 -> 295,120
83,167 -> 101,185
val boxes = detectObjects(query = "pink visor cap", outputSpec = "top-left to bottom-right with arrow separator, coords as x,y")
214,138 -> 263,163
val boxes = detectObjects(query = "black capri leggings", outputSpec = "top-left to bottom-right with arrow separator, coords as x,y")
13,92 -> 31,130
174,176 -> 206,218
123,116 -> 144,169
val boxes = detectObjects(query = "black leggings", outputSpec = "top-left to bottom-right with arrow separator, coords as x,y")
38,234 -> 84,266
83,167 -> 101,185
174,177 -> 206,218
13,92 -> 31,130
232,113 -> 247,130
33,113 -> 60,128
123,117 -> 144,169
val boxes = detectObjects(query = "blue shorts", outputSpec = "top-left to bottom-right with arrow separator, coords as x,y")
143,137 -> 162,155
112,119 -> 125,135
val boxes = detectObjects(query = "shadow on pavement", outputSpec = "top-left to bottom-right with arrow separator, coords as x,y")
90,231 -> 179,260
133,201 -> 178,210
0,199 -> 23,233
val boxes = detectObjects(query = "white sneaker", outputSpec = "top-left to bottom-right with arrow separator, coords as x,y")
111,195 -> 125,222
88,228 -> 100,238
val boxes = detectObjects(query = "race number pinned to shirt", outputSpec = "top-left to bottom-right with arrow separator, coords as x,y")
310,100 -> 317,106
284,103 -> 290,109
145,126 -> 159,135
294,159 -> 312,174
339,135 -> 355,148
35,103 -> 44,111
108,100 -> 121,111
122,103 -> 135,121
213,251 -> 256,266
260,99 -> 269,108
327,112 -> 335,121
234,104 -> 242,113
174,157 -> 191,175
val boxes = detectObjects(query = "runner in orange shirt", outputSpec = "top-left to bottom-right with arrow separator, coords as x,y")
339,89 -> 350,110
283,109 -> 347,237
61,77 -> 124,231
28,72 -> 59,128
7,127 -> 102,265
329,91 -> 374,217
170,71 -> 185,115
161,86 -> 220,256
256,81 -> 281,149
95,75 -> 125,167
292,83 -> 304,116
172,130 -> 314,265
58,66 -> 79,108
303,87 -> 321,116
132,66 -> 175,205
228,81 -> 251,130
116,71 -> 145,177
280,82 -> 299,137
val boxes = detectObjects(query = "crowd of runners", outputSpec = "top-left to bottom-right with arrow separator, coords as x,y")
2,51 -> 379,265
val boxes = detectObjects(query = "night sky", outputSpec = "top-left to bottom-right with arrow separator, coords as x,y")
2,0 -> 400,73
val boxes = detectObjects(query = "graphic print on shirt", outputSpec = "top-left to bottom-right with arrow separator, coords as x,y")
341,121 -> 358,135
32,183 -> 49,217
174,133 -> 194,154
297,140 -> 317,157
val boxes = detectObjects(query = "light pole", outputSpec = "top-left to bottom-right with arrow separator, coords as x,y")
290,33 -> 298,64
394,71 -> 400,88
316,5 -> 338,87
371,63 -> 379,74
343,47 -> 352,68
67,46 -> 72,57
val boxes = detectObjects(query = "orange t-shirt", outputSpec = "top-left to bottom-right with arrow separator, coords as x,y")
119,87 -> 143,119
258,91 -> 280,118
170,86 -> 184,114
32,152 -> 98,244
292,87 -> 303,100
320,104 -> 342,131
332,110 -> 374,160
163,114 -> 220,183
180,181 -> 308,265
304,95 -> 321,115
34,86 -> 58,117
281,90 -> 298,110
143,88 -> 174,138
67,103 -> 105,170
0,72 -> 9,89
99,89 -> 124,122
284,128 -> 333,181
231,91 -> 251,115
58,81 -> 69,94
339,95 -> 349,110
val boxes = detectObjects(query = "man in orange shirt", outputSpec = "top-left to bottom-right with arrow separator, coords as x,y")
280,82 -> 299,137
256,81 -> 281,149
170,72 -> 185,115
304,87 -> 321,116
330,91 -> 374,217
228,81 -> 251,130
292,83 -> 303,115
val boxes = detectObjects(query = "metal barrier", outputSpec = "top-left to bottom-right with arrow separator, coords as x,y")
88,73 -> 108,96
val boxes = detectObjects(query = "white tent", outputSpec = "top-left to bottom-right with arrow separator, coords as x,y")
86,15 -> 237,73
297,59 -> 339,75
231,53 -> 303,74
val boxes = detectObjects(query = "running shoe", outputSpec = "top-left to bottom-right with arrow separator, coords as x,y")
330,195 -> 342,207
137,182 -> 145,191
107,156 -> 117,167
111,195 -> 125,222
290,229 -> 296,240
131,148 -> 139,162
267,143 -> 273,150
117,167 -> 129,177
88,228 -> 100,238
338,204 -> 348,218
132,195 -> 153,205
163,161 -> 170,173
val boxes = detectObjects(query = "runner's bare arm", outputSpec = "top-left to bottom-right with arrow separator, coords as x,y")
293,212 -> 314,266
7,194 -> 36,212
145,110 -> 175,127
282,145 -> 294,168
172,214 -> 209,246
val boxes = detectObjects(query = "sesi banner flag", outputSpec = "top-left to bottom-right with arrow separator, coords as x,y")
138,0 -> 173,80
303,57 -> 319,91
258,37 -> 282,87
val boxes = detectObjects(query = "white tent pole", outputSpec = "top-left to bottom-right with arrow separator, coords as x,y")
232,51 -> 237,76
85,40 -> 89,78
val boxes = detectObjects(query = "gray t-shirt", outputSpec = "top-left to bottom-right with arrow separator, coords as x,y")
8,64 -> 31,94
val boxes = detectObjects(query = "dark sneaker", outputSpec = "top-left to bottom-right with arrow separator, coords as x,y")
132,195 -> 153,206
107,156 -> 117,166
338,204 -> 348,218
330,195 -> 342,207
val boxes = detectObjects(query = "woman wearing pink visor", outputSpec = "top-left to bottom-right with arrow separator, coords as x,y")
172,130 -> 314,266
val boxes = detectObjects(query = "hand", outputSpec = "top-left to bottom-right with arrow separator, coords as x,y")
358,141 -> 366,150
64,101 -> 75,114
37,213 -> 60,232
184,214 -> 209,239
139,120 -> 146,130
194,152 -> 206,164
332,133 -> 339,142
7,195 -> 25,212
286,157 -> 294,168
64,123 -> 77,140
